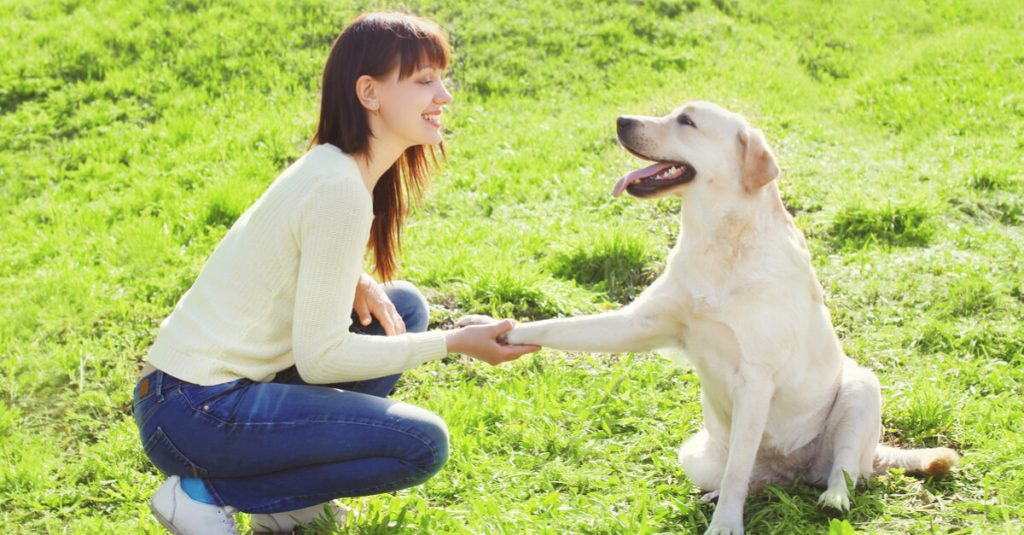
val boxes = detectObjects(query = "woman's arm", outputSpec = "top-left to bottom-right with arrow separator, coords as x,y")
291,178 -> 448,383
291,178 -> 538,384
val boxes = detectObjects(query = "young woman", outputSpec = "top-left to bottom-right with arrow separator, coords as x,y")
132,12 -> 539,534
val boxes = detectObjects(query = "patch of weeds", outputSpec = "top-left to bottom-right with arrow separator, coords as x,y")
828,519 -> 857,534
201,186 -> 246,229
884,378 -> 959,446
451,271 -> 595,320
0,76 -> 57,114
950,196 -> 998,222
950,195 -> 1024,225
995,199 -> 1023,225
0,402 -> 21,437
203,198 -> 240,228
828,203 -> 936,249
710,0 -> 743,18
938,276 -> 1003,319
642,0 -> 702,19
799,38 -> 856,81
1012,284 -> 1024,304
548,232 -> 659,303
910,321 -> 1024,363
781,189 -> 822,216
966,171 -> 1011,192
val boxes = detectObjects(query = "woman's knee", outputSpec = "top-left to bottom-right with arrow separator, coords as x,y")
395,403 -> 449,475
417,411 -> 450,476
382,280 -> 430,333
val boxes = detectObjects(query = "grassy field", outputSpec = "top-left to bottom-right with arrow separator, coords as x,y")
2,0 -> 1023,532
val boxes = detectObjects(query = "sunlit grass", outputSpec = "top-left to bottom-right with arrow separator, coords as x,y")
2,0 -> 1023,532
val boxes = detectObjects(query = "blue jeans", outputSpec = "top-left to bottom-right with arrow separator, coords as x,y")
132,281 -> 449,514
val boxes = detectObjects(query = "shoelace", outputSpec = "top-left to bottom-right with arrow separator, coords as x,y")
220,507 -> 240,535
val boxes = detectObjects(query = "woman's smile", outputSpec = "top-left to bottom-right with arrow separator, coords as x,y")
422,111 -> 442,128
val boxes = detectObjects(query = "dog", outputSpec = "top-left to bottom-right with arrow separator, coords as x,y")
459,101 -> 958,534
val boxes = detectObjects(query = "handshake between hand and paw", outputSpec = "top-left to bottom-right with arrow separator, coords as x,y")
447,315 -> 538,366
455,314 -> 511,344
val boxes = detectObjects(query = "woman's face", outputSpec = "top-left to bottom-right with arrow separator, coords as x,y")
372,64 -> 452,148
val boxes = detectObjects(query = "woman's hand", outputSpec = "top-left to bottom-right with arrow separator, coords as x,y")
353,273 -> 405,336
445,319 -> 540,365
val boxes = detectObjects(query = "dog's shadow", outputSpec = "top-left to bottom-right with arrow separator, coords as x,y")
683,470 -> 960,533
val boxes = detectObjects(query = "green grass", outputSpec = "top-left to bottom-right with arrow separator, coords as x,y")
2,0 -> 1023,532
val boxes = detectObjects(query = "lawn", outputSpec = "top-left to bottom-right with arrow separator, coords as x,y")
1,0 -> 1023,533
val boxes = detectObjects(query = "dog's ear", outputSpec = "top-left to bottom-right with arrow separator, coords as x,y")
738,127 -> 779,192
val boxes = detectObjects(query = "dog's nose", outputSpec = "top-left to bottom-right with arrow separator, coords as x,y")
617,116 -> 637,136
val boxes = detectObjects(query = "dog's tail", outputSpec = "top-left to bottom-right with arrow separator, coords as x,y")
873,444 -> 959,477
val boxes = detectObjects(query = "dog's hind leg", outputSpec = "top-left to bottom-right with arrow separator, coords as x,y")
678,428 -> 727,494
818,360 -> 882,512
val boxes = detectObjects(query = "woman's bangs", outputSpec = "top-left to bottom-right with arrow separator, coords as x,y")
396,28 -> 450,79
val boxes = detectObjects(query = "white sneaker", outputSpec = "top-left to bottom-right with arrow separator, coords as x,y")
250,501 -> 349,533
149,475 -> 239,535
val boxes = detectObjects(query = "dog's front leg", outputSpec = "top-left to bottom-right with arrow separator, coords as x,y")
496,274 -> 685,353
505,307 -> 677,354
706,370 -> 774,535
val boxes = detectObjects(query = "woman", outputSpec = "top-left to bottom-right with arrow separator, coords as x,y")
132,12 -> 539,534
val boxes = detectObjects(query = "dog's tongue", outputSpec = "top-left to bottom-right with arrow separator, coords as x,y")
612,162 -> 674,197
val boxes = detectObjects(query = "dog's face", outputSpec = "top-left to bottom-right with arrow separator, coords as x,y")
613,101 -> 779,201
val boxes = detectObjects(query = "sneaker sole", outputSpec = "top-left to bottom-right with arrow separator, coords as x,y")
149,500 -> 186,535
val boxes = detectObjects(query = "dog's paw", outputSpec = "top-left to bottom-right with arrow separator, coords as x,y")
704,516 -> 744,535
817,487 -> 851,513
700,490 -> 720,504
502,328 -> 525,345
454,314 -> 497,328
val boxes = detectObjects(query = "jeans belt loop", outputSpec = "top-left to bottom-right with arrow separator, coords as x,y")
154,371 -> 165,403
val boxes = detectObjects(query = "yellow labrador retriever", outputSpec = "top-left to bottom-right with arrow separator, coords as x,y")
461,101 -> 958,534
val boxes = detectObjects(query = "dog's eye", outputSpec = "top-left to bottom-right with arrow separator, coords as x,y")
677,114 -> 696,127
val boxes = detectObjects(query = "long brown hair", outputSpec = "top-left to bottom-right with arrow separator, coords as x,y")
310,12 -> 450,281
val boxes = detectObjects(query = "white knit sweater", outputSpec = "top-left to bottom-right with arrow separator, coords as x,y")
145,143 -> 448,385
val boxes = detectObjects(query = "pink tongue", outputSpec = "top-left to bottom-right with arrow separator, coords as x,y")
612,162 -> 675,197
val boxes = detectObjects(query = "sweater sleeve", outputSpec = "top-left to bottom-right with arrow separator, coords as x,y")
291,178 -> 448,384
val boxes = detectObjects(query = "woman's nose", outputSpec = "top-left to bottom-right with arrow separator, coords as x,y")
434,82 -> 453,105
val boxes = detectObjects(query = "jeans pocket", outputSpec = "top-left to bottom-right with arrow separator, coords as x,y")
178,378 -> 251,423
144,426 -> 208,478
131,374 -> 156,409
133,397 -> 159,431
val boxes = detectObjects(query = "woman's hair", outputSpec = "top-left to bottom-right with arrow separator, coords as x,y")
310,12 -> 451,281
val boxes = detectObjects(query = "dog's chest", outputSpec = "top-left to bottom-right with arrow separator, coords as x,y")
678,317 -> 743,394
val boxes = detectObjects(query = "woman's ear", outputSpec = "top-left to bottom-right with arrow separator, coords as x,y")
355,74 -> 380,112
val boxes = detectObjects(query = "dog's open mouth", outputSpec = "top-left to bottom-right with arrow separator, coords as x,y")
612,160 -> 696,198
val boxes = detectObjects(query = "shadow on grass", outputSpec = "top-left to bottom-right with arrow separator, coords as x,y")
741,469 -> 960,534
